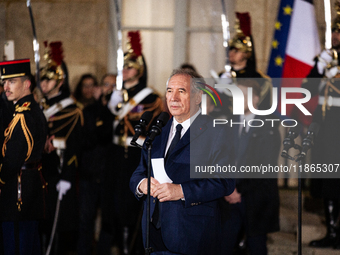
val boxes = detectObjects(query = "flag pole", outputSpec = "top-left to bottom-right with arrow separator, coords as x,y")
324,0 -> 332,50
220,0 -> 232,76
26,0 -> 41,91
113,0 -> 124,91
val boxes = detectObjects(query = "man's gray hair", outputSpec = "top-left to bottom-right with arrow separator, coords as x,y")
166,69 -> 206,93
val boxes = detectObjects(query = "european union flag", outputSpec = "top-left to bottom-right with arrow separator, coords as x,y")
267,0 -> 295,78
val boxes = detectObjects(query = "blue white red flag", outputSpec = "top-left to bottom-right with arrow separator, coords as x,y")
267,0 -> 320,126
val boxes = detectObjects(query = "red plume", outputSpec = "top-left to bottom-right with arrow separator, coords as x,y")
127,31 -> 142,57
236,12 -> 251,37
49,41 -> 64,66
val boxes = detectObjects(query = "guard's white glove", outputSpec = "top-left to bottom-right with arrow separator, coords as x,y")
325,66 -> 339,78
56,180 -> 71,200
317,49 -> 337,75
216,72 -> 235,96
108,89 -> 123,113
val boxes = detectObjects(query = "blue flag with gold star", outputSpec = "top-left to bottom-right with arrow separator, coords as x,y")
267,0 -> 295,77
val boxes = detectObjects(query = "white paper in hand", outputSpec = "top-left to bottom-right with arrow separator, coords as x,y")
151,158 -> 173,184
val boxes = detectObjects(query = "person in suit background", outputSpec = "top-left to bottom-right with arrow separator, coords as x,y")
130,68 -> 235,254
73,73 -> 114,255
220,79 -> 280,255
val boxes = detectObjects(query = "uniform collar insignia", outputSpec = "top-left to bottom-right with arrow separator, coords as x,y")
15,102 -> 31,112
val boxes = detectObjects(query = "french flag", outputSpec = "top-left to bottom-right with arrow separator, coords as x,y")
267,0 -> 320,126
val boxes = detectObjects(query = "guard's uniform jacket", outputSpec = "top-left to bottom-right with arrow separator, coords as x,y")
302,60 -> 340,199
80,99 -> 113,182
233,63 -> 272,112
0,93 -> 14,148
104,81 -> 163,233
213,63 -> 272,119
41,92 -> 83,231
0,94 -> 47,221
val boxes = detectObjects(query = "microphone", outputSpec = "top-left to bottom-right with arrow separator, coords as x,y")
145,112 -> 170,146
300,122 -> 320,158
130,111 -> 153,146
281,124 -> 301,157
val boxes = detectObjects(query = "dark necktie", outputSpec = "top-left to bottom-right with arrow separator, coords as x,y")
240,125 -> 247,137
165,124 -> 183,162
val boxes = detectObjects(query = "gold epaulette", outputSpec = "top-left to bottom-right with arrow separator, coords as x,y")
2,102 -> 34,160
255,70 -> 273,107
125,97 -> 164,135
15,102 -> 31,112
76,101 -> 84,110
257,70 -> 272,82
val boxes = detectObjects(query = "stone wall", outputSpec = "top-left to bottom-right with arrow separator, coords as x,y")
0,0 -> 338,92
0,0 -> 108,91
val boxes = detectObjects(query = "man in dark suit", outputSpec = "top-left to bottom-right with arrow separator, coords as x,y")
221,79 -> 280,255
130,69 -> 235,254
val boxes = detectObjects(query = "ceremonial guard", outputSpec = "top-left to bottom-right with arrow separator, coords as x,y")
217,12 -> 272,119
106,31 -> 163,254
220,79 -> 280,255
0,59 -> 47,254
303,3 -> 340,249
39,42 -> 83,254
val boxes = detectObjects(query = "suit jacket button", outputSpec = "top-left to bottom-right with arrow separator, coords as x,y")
153,199 -> 156,203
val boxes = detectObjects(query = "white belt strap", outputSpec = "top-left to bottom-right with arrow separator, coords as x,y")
43,97 -> 75,120
113,136 -> 145,147
318,96 -> 340,107
113,87 -> 153,129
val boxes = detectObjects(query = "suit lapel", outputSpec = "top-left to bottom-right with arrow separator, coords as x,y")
235,116 -> 252,165
165,115 -> 208,163
235,117 -> 258,165
160,117 -> 173,158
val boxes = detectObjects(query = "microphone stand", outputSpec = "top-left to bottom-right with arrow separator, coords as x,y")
130,140 -> 153,255
281,144 -> 302,255
131,112 -> 169,254
145,143 -> 153,255
295,146 -> 305,255
296,155 -> 304,255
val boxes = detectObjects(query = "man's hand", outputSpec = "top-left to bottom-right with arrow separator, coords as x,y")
224,188 -> 241,204
152,183 -> 184,202
138,177 -> 160,195
44,135 -> 55,153
56,180 -> 71,200
108,89 -> 123,108
318,49 -> 338,76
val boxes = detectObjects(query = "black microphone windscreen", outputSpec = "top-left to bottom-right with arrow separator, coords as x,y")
308,122 -> 320,136
157,112 -> 170,126
141,111 -> 153,123
288,124 -> 302,138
